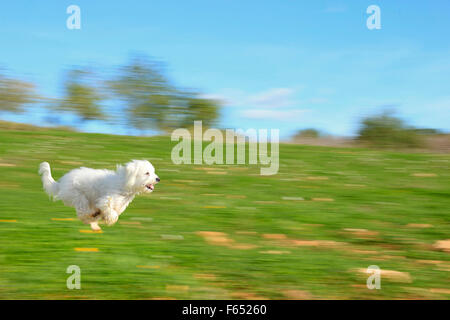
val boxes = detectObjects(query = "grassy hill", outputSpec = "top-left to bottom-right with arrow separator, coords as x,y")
0,122 -> 449,299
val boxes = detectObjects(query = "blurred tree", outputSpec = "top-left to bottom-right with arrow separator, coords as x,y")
182,97 -> 220,129
108,57 -> 174,131
412,128 -> 443,135
0,74 -> 37,113
108,56 -> 220,133
58,68 -> 105,121
357,111 -> 422,148
294,128 -> 321,139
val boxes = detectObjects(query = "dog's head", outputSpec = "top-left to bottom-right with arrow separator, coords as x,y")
119,160 -> 160,193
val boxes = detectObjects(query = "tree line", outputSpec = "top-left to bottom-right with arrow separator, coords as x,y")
294,111 -> 445,149
0,55 -> 221,133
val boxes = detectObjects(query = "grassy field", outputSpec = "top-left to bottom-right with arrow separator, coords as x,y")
0,123 -> 449,300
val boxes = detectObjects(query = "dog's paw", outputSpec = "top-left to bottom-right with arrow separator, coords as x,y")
90,222 -> 102,231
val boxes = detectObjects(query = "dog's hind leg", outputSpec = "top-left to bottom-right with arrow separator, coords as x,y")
77,210 -> 103,231
73,195 -> 102,230
78,211 -> 102,231
90,221 -> 101,231
85,209 -> 102,231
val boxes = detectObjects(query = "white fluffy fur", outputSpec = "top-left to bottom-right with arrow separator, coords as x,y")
39,160 -> 159,230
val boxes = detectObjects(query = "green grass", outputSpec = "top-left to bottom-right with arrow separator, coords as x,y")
0,124 -> 449,299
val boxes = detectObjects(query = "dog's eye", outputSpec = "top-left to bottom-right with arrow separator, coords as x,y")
145,172 -> 150,175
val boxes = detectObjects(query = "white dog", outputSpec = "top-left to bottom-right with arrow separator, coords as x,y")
39,160 -> 159,231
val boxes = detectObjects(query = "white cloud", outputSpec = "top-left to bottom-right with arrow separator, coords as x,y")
201,86 -> 326,122
200,87 -> 299,109
247,88 -> 296,108
241,109 -> 308,121
197,89 -> 246,106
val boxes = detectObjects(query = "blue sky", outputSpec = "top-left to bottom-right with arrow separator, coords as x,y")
1,1 -> 449,139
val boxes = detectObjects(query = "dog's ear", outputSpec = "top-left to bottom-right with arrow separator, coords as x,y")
124,160 -> 139,190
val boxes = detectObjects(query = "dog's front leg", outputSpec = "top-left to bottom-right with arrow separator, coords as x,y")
97,196 -> 119,226
103,209 -> 119,226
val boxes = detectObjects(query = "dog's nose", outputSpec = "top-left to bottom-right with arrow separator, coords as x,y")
156,177 -> 160,182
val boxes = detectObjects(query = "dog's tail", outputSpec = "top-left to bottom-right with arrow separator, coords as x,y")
39,162 -> 59,199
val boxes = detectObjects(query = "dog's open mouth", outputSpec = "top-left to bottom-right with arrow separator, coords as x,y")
145,184 -> 155,191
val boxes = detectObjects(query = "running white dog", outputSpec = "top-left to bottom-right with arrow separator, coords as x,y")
39,160 -> 160,231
